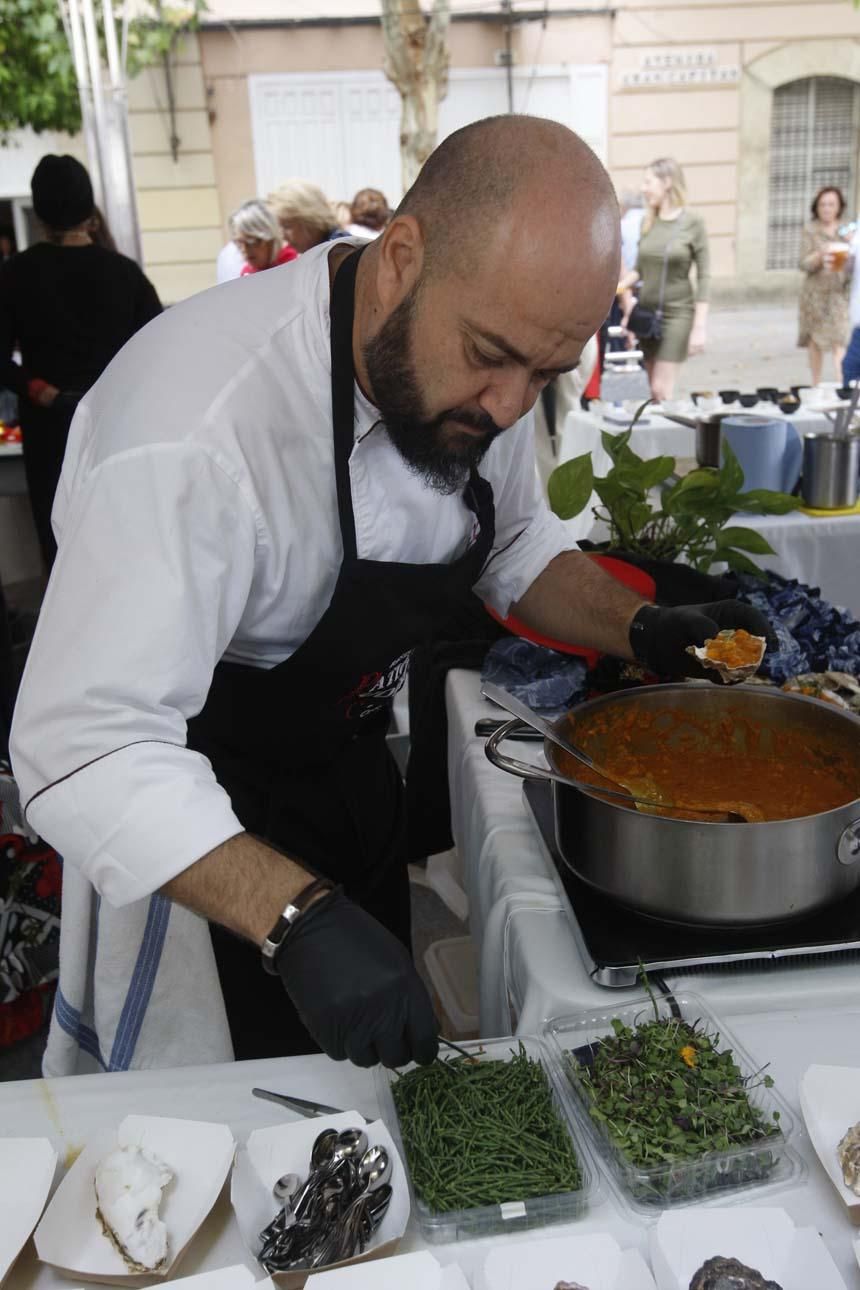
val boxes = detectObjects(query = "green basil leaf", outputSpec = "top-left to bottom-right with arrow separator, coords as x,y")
601,429 -> 632,461
638,455 -> 677,489
720,439 -> 745,494
721,549 -> 766,577
547,452 -> 594,520
714,526 -> 776,555
735,489 -> 800,514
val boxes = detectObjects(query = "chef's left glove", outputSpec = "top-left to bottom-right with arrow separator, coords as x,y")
628,600 -> 776,679
275,886 -> 439,1069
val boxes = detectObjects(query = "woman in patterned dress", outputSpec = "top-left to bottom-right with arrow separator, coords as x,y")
798,187 -> 852,385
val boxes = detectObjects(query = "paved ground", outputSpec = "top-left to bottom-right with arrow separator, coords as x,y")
676,302 -> 842,398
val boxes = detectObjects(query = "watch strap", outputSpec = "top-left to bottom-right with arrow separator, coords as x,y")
261,878 -> 335,975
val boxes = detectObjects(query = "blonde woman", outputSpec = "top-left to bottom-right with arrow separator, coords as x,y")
267,179 -> 348,253
619,158 -> 710,401
230,200 -> 297,276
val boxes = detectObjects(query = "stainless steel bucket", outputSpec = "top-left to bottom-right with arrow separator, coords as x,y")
801,433 -> 860,509
485,684 -> 860,926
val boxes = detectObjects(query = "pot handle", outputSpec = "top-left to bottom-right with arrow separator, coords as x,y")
483,718 -> 561,784
838,819 -> 860,866
483,718 -> 626,799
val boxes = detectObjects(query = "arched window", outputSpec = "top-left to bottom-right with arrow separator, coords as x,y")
767,76 -> 859,270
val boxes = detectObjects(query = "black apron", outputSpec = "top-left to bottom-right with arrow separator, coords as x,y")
187,247 -> 496,1059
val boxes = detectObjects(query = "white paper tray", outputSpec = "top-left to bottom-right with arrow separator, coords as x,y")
231,1110 -> 408,1289
34,1115 -> 235,1282
0,1137 -> 58,1287
474,1232 -> 655,1290
649,1206 -> 847,1290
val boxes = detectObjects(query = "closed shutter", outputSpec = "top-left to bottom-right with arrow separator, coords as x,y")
250,67 -> 608,206
767,76 -> 859,271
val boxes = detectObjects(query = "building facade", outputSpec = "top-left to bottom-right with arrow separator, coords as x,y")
1,0 -> 858,302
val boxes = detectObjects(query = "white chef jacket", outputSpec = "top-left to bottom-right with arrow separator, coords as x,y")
10,240 -> 577,1073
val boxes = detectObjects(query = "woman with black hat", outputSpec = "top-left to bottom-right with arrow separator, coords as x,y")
0,155 -> 162,569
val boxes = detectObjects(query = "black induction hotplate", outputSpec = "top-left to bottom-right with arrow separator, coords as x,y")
524,779 -> 860,986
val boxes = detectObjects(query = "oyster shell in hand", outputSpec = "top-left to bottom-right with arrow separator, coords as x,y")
687,629 -> 767,684
689,1256 -> 782,1289
94,1143 -> 173,1272
838,1121 -> 860,1194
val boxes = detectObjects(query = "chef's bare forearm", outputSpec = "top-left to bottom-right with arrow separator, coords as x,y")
511,551 -> 646,660
161,833 -> 316,946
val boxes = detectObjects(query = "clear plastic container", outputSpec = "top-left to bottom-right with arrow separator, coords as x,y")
374,1034 -> 597,1243
544,992 -> 799,1213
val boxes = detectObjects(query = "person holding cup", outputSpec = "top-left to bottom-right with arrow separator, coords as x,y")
798,186 -> 852,385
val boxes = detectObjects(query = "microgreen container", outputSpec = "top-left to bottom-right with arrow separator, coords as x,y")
374,1033 -> 597,1243
544,992 -> 800,1214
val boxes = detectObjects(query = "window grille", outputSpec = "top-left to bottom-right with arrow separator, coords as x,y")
767,76 -> 859,270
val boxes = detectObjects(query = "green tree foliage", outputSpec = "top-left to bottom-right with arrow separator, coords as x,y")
0,0 -> 206,139
0,0 -> 81,136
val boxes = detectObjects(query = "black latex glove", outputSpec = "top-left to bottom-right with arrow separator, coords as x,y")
275,886 -> 439,1069
629,600 -> 777,679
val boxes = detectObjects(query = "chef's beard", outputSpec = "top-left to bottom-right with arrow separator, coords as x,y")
363,289 -> 503,495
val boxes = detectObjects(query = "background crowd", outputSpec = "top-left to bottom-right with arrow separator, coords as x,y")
1,145 -> 859,607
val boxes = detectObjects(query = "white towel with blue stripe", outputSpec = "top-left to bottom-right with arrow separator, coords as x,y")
45,865 -> 233,1075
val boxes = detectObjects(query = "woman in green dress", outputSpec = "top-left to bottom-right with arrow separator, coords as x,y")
619,158 -> 710,401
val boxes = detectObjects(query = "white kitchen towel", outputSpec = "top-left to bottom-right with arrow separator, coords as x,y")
44,863 -> 232,1075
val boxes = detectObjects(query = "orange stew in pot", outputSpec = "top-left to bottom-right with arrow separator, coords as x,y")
557,703 -> 858,822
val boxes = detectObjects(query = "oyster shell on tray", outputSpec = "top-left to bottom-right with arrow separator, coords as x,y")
688,1255 -> 782,1290
94,1143 -> 173,1272
687,629 -> 767,684
837,1121 -> 860,1194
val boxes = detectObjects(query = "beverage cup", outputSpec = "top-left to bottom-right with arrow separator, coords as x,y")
827,242 -> 850,272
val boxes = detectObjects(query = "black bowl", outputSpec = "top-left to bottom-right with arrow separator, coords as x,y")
778,397 -> 799,415
790,384 -> 810,399
718,389 -> 740,403
756,386 -> 779,403
738,393 -> 759,408
837,385 -> 854,401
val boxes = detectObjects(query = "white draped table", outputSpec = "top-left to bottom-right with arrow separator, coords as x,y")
4,1026 -> 860,1286
556,408 -> 860,619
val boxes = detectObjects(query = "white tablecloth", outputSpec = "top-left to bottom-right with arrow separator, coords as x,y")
745,509 -> 860,619
556,407 -> 860,619
561,408 -> 695,468
6,999 -> 860,1285
560,405 -> 837,472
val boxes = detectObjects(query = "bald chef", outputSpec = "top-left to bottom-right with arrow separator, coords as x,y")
11,116 -> 769,1075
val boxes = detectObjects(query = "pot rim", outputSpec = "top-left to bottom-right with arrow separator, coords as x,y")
548,681 -> 860,827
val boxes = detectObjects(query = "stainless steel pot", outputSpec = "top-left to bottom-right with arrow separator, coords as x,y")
485,683 -> 860,926
801,433 -> 860,509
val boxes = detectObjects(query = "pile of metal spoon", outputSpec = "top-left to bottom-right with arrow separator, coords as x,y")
258,1126 -> 393,1273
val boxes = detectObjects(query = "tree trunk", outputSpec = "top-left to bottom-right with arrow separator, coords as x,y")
381,0 -> 451,194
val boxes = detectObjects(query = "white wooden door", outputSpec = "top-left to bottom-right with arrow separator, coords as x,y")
250,73 -> 402,204
249,64 -> 608,206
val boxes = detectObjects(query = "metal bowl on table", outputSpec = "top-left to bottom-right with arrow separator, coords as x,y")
485,684 -> 860,927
